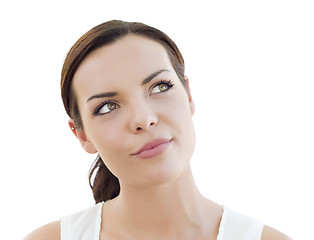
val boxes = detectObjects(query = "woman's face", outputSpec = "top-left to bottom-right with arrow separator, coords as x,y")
71,34 -> 196,187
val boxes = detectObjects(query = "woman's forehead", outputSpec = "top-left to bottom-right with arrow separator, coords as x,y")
79,35 -> 169,69
72,34 -> 175,98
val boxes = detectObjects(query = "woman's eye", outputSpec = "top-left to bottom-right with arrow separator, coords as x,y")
94,101 -> 119,115
151,81 -> 174,94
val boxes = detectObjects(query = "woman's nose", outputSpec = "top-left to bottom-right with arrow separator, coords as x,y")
128,101 -> 158,134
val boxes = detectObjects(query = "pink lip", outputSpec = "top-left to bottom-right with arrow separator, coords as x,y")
132,138 -> 172,159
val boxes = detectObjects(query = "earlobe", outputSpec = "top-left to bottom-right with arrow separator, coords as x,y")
68,120 -> 77,136
68,119 -> 97,154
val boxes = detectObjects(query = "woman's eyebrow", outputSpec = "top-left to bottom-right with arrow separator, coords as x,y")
86,69 -> 169,103
86,91 -> 117,102
141,69 -> 169,85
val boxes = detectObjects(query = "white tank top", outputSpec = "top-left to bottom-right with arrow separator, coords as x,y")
61,202 -> 264,240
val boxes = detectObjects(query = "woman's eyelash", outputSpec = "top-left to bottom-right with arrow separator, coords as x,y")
150,80 -> 174,94
93,80 -> 174,116
93,100 -> 119,116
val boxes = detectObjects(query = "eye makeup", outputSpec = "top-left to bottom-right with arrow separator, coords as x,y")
92,79 -> 174,117
93,100 -> 120,116
150,80 -> 174,95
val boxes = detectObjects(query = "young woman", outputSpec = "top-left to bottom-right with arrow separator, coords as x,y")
25,20 -> 291,240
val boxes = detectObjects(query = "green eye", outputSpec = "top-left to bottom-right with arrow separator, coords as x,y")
107,103 -> 117,111
151,80 -> 174,94
152,83 -> 168,93
94,101 -> 119,115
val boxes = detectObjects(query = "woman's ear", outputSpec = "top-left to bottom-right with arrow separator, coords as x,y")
68,119 -> 97,154
184,76 -> 195,116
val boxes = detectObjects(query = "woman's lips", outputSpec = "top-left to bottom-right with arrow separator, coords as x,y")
132,138 -> 172,159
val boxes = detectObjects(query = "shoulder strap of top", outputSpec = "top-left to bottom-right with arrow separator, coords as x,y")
60,202 -> 104,240
217,206 -> 264,240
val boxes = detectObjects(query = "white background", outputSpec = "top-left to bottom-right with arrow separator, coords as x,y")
0,0 -> 313,239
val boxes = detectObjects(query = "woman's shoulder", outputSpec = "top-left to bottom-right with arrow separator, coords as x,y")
220,206 -> 292,240
23,221 -> 60,240
23,202 -> 103,240
261,225 -> 292,240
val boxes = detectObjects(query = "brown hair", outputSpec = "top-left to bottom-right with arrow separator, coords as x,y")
61,20 -> 187,203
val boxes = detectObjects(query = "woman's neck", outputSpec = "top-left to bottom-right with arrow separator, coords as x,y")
101,165 -> 222,240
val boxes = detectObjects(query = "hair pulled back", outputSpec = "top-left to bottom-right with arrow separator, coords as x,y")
61,20 -> 186,204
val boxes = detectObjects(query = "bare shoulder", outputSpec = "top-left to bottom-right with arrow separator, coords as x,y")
23,221 -> 60,240
261,225 -> 292,240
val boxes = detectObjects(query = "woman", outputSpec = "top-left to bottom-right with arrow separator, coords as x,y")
25,20 -> 291,240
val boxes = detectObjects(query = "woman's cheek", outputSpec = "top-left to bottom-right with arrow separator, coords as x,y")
165,95 -> 191,120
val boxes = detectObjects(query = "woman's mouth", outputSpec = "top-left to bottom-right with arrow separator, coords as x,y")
132,138 -> 172,159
